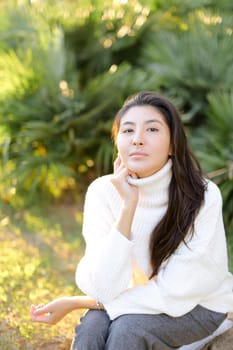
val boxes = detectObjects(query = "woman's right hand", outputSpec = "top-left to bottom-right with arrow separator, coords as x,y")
111,156 -> 139,240
111,155 -> 139,206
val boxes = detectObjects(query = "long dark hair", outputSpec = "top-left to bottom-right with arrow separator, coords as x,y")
112,91 -> 206,278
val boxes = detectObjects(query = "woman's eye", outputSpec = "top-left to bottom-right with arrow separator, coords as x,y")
122,128 -> 134,133
147,127 -> 158,132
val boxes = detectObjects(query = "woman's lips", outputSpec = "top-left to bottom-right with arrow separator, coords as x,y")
129,152 -> 148,158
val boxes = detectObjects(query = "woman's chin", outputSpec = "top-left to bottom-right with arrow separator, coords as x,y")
125,164 -> 140,178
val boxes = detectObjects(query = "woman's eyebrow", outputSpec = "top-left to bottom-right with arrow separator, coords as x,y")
121,121 -> 135,125
145,119 -> 163,125
121,119 -> 164,125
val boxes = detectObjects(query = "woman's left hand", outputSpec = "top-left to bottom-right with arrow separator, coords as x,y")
30,297 -> 75,325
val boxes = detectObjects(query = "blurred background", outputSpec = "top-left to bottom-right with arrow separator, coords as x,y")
0,0 -> 232,349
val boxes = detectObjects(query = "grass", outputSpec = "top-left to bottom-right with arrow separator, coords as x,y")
0,196 -> 85,349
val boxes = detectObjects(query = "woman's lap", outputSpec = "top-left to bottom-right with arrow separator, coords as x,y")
70,306 -> 226,350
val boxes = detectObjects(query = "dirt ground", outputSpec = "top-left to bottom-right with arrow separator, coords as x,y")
203,326 -> 233,350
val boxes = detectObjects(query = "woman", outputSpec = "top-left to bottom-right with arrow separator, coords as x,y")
31,92 -> 233,349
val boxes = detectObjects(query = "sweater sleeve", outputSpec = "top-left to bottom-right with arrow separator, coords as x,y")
104,181 -> 229,319
75,177 -> 134,302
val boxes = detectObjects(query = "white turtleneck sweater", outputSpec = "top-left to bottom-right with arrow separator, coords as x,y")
76,160 -> 233,320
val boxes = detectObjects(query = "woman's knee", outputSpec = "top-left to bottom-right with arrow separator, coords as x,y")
105,314 -> 148,349
80,310 -> 110,333
71,310 -> 110,350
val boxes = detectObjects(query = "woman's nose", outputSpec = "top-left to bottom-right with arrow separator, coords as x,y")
133,140 -> 144,146
132,131 -> 144,146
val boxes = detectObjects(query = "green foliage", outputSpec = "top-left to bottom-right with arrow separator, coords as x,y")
0,6 -> 78,198
140,13 -> 233,123
0,1 -> 156,200
191,91 -> 233,230
64,0 -> 152,88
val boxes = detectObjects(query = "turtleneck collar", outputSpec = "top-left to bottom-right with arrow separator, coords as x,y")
127,159 -> 172,207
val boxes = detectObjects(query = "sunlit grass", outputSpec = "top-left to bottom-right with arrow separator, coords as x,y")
0,198 -> 85,349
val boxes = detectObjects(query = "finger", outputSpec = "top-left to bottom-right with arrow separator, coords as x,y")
116,165 -> 128,176
31,312 -> 51,324
128,172 -> 139,179
31,304 -> 50,316
37,303 -> 45,308
113,155 -> 121,172
111,167 -> 128,185
31,303 -> 44,311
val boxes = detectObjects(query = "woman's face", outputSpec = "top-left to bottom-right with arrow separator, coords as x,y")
116,105 -> 172,178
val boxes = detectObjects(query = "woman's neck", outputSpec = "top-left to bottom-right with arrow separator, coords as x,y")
127,159 -> 172,207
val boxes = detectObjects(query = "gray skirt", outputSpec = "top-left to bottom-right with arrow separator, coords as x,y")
70,305 -> 226,350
